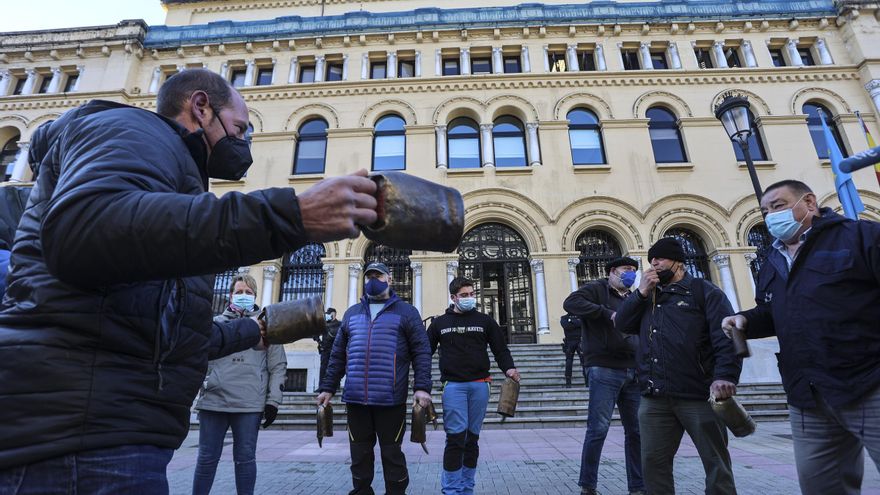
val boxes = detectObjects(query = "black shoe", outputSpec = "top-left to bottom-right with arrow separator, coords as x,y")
581,488 -> 599,495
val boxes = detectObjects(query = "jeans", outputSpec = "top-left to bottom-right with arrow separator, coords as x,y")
0,445 -> 173,495
441,381 -> 491,495
192,410 -> 263,495
346,403 -> 409,495
638,396 -> 735,495
578,367 -> 644,492
789,385 -> 880,495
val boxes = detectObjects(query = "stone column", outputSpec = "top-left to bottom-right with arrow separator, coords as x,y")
526,122 -> 542,166
348,263 -> 362,307
542,45 -> 550,72
243,60 -> 256,86
816,39 -> 833,65
288,58 -> 298,83
414,51 -> 422,77
492,47 -> 504,74
567,258 -> 580,292
595,44 -> 607,71
411,262 -> 423,314
480,124 -> 495,167
460,48 -> 471,75
9,142 -> 30,182
323,264 -> 335,309
743,253 -> 758,294
220,62 -> 230,80
435,49 -> 442,76
314,56 -> 326,82
639,42 -> 654,70
72,66 -> 84,92
521,46 -> 531,73
712,41 -> 729,69
742,40 -> 758,68
342,54 -> 350,80
530,259 -> 551,335
435,125 -> 448,168
669,42 -> 682,69
866,80 -> 880,115
386,51 -> 397,78
0,70 -> 11,95
446,261 -> 459,305
20,69 -> 37,95
712,254 -> 740,312
46,68 -> 62,93
361,53 -> 370,80
261,265 -> 278,308
566,44 -> 580,72
786,39 -> 804,66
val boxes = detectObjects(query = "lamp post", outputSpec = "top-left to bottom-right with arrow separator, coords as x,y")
714,94 -> 764,207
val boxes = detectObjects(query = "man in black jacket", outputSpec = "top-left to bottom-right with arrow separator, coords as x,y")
723,180 -> 880,494
0,69 -> 379,494
616,238 -> 741,495
564,257 -> 644,495
559,313 -> 587,387
428,276 -> 520,495
316,307 -> 340,385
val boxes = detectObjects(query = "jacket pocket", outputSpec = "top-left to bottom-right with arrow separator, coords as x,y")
804,250 -> 853,274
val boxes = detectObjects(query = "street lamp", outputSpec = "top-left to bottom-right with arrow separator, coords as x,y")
714,94 -> 764,206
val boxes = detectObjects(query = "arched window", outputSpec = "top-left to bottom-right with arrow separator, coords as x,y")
663,228 -> 711,280
493,116 -> 528,167
567,108 -> 605,165
447,117 -> 481,169
647,107 -> 687,163
212,268 -> 240,315
372,114 -> 406,171
803,102 -> 848,159
280,243 -> 326,302
1,134 -> 21,181
747,224 -> 774,282
364,244 -> 413,303
732,109 -> 768,162
293,119 -> 328,174
575,229 -> 622,285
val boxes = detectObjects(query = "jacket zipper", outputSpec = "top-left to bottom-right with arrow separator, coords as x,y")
364,319 -> 374,402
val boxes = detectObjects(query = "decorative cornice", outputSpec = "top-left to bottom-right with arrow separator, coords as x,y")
145,1 -> 837,48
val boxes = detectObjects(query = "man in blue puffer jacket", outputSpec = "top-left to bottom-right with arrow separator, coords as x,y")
318,262 -> 433,495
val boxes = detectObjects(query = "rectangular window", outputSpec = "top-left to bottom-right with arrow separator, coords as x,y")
443,58 -> 460,76
503,56 -> 522,74
621,50 -> 641,70
37,76 -> 51,94
255,67 -> 273,86
371,61 -> 387,79
548,51 -> 567,72
230,69 -> 247,88
398,59 -> 415,78
695,48 -> 713,69
12,78 -> 25,95
570,129 -> 604,165
650,52 -> 669,70
725,48 -> 742,68
326,62 -> 344,81
63,73 -> 78,92
798,48 -> 815,66
471,57 -> 492,74
578,51 -> 596,71
769,49 -> 786,67
295,140 -> 327,174
299,65 -> 316,83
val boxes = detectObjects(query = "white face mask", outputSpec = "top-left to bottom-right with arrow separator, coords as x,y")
765,195 -> 807,242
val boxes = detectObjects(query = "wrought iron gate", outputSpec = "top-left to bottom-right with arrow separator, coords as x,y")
664,228 -> 711,280
747,224 -> 774,282
279,243 -> 326,302
212,268 -> 239,315
575,229 -> 623,285
364,243 -> 413,303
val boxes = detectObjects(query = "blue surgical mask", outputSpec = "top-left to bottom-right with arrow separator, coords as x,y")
456,297 -> 477,312
231,293 -> 255,310
765,195 -> 806,242
364,278 -> 389,298
620,271 -> 637,288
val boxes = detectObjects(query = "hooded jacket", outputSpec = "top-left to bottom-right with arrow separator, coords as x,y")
319,293 -> 432,406
0,101 -> 308,469
739,209 -> 880,409
195,306 -> 288,413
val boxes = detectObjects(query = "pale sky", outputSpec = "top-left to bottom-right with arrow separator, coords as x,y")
0,0 -> 168,33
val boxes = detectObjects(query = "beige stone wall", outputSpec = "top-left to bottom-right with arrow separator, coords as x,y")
2,3 -> 880,361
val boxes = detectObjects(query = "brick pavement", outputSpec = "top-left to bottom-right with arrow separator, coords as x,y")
168,422 -> 880,494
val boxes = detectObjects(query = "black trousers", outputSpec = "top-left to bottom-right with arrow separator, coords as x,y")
346,403 -> 408,495
318,347 -> 332,384
563,339 -> 586,384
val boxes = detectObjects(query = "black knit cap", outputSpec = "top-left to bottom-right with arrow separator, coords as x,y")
648,237 -> 686,262
605,257 -> 639,274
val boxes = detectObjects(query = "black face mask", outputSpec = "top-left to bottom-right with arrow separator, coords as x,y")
656,264 -> 678,285
200,106 -> 253,180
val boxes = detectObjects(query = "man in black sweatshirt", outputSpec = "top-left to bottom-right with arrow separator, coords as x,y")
563,257 -> 645,495
428,276 -> 520,495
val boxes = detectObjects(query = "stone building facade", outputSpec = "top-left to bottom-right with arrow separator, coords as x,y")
2,0 -> 880,390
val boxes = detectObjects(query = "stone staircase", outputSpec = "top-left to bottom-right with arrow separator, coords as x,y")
195,343 -> 790,430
